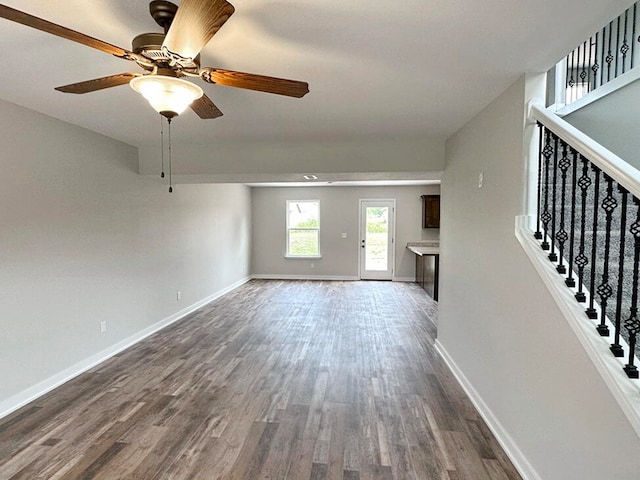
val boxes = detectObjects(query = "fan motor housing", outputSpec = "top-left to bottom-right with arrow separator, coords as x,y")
132,33 -> 200,71
132,32 -> 168,61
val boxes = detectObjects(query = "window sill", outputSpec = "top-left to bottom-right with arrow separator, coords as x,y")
284,255 -> 322,259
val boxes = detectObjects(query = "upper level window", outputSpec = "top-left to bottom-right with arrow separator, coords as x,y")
286,200 -> 320,257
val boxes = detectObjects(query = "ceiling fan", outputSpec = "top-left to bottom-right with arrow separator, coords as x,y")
0,0 -> 310,120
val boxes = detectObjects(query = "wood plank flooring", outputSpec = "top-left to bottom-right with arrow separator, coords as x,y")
0,280 -> 522,480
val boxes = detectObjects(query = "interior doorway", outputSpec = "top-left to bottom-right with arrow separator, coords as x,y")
359,199 -> 395,280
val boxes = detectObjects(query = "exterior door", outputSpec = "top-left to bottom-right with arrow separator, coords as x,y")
359,200 -> 395,280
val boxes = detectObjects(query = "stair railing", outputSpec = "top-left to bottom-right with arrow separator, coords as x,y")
562,2 -> 640,106
528,98 -> 640,380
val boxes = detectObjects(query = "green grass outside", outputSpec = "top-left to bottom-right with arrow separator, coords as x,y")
289,230 -> 319,256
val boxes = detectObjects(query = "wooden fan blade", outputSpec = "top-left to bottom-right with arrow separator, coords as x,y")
190,94 -> 223,119
0,4 -> 134,59
162,0 -> 234,60
200,68 -> 309,98
55,73 -> 140,94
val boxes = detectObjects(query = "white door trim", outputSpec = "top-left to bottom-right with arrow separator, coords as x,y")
358,199 -> 396,280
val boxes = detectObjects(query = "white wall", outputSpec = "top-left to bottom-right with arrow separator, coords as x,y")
138,137 -> 445,178
564,78 -> 640,170
439,75 -> 640,479
251,185 -> 439,280
0,99 -> 251,413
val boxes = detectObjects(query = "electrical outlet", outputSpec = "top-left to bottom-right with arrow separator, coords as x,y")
177,291 -> 181,301
341,232 -> 347,238
100,321 -> 107,334
478,171 -> 484,188
310,263 -> 315,268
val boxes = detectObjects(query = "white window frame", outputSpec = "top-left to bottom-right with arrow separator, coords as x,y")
285,199 -> 321,258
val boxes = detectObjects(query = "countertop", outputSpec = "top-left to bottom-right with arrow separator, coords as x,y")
406,242 -> 439,255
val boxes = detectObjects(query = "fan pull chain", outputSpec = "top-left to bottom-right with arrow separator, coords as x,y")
160,114 -> 165,178
168,118 -> 173,193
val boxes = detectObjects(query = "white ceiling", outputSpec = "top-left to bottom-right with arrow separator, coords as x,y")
0,0 -> 633,149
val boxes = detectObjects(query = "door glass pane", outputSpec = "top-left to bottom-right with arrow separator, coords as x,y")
365,206 -> 388,271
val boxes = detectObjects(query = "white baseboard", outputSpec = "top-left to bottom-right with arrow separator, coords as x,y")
435,340 -> 541,480
251,274 -> 359,281
251,274 -> 415,282
0,276 -> 251,420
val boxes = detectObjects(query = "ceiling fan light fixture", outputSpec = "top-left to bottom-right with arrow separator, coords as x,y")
130,75 -> 203,118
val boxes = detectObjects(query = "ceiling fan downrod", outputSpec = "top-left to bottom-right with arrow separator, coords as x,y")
149,0 -> 178,34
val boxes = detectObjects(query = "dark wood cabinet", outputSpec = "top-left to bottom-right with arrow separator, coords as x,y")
415,253 -> 439,301
421,195 -> 440,228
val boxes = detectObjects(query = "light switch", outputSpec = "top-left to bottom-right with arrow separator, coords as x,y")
341,233 -> 347,238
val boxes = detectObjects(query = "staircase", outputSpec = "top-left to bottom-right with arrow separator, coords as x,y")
533,116 -> 639,366
518,97 -> 640,436
517,1 -> 640,394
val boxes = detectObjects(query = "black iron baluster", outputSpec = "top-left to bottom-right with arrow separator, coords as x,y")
632,3 -> 637,69
622,8 -> 630,73
587,37 -> 594,93
565,51 -> 571,104
541,129 -> 553,251
616,16 -> 622,77
535,123 -> 543,240
601,26 -> 606,86
556,142 -> 570,274
549,134 -> 560,262
592,32 -> 600,90
596,174 -> 618,336
587,166 -> 601,319
611,186 -> 628,357
568,49 -> 576,104
575,156 -> 591,302
607,21 -> 614,83
566,150 -> 579,288
580,41 -> 588,94
624,197 -> 640,378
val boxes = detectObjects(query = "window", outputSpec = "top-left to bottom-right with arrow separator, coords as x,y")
286,200 -> 320,257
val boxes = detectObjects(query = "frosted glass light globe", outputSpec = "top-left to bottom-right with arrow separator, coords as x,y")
130,75 -> 203,117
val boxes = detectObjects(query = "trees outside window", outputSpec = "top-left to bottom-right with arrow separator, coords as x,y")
286,200 -> 320,257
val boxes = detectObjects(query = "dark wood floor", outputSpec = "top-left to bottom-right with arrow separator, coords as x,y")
0,280 -> 521,480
